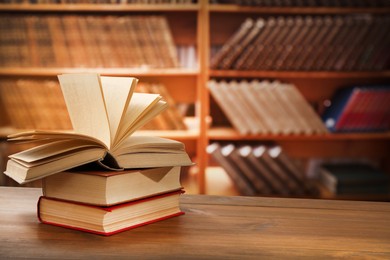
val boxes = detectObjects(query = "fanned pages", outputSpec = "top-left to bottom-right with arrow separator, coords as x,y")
4,73 -> 192,184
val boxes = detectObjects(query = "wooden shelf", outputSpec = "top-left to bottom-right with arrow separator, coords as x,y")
208,4 -> 390,14
0,4 -> 200,12
0,68 -> 199,77
209,70 -> 390,79
208,127 -> 390,141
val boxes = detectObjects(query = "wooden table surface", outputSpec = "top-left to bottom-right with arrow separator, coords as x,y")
1,187 -> 389,259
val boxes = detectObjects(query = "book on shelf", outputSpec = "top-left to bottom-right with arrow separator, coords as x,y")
4,73 -> 192,184
207,142 -> 258,196
318,163 -> 390,195
0,79 -> 72,131
223,144 -> 273,195
43,166 -> 183,206
208,142 -> 317,197
210,15 -> 390,71
208,79 -> 328,135
38,190 -> 184,236
322,85 -> 390,132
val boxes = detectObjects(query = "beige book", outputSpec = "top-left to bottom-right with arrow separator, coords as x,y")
43,166 -> 182,206
208,80 -> 251,135
285,83 -> 328,134
4,74 -> 192,184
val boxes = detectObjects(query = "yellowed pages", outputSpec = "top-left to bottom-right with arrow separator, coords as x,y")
114,93 -> 165,147
100,76 -> 137,147
58,74 -> 111,148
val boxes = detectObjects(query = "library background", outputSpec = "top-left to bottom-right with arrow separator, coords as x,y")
0,0 -> 389,201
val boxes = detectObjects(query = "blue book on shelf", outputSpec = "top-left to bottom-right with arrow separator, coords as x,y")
322,85 -> 390,132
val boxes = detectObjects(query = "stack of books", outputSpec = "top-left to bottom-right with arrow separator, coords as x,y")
208,79 -> 328,135
207,142 -> 318,197
322,85 -> 390,133
3,73 -> 193,235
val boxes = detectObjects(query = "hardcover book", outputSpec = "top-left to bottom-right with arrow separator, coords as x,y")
38,190 -> 184,236
43,166 -> 183,206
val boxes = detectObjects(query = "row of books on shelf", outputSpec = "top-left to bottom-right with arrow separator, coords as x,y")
209,80 -> 328,135
210,0 -> 390,7
208,142 -> 390,198
1,0 -> 196,4
211,15 -> 390,71
0,78 -> 187,131
207,142 -> 318,197
0,15 -> 179,68
209,80 -> 390,134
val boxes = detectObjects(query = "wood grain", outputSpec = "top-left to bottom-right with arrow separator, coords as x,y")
0,187 -> 389,259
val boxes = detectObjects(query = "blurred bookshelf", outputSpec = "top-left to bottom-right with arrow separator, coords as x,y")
1,0 -> 389,201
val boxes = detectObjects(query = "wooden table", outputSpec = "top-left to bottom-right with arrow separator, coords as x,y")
1,187 -> 389,259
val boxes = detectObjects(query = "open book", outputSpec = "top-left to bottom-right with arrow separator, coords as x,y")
4,74 -> 192,184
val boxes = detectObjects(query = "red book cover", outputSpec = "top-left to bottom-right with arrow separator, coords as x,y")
37,190 -> 185,236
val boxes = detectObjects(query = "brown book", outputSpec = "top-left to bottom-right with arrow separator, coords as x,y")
210,18 -> 254,70
268,145 -> 317,195
41,80 -> 72,130
233,18 -> 267,70
77,16 -> 104,68
147,16 -> 179,68
359,16 -> 390,71
46,16 -> 72,67
294,16 -> 328,71
257,17 -> 292,70
268,17 -> 301,71
256,145 -> 305,195
25,16 -> 41,67
207,143 -> 257,196
0,80 -> 24,128
323,16 -> 360,71
280,16 -> 313,71
225,144 -> 273,195
240,145 -> 289,196
237,18 -> 278,70
124,16 -> 148,67
312,16 -> 344,71
220,19 -> 263,70
300,16 -> 333,71
249,18 -> 281,70
61,15 -> 89,67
